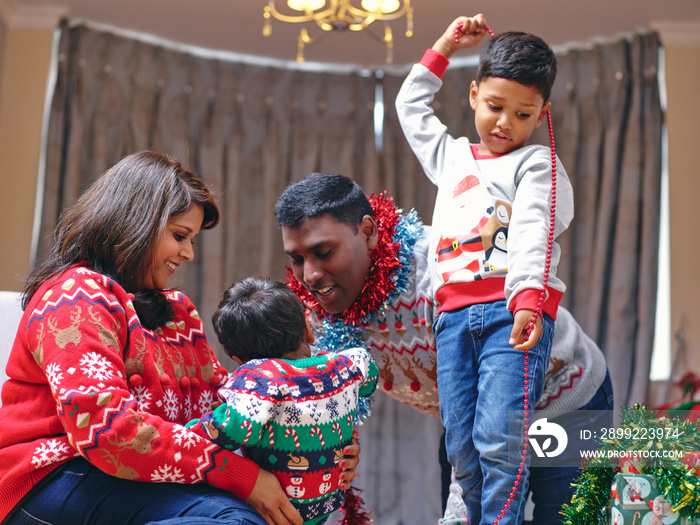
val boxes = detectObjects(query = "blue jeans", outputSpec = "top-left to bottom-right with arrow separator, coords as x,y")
524,370 -> 614,525
3,457 -> 267,525
435,300 -> 554,525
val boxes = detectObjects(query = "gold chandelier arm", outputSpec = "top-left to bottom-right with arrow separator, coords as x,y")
263,6 -> 273,36
357,22 -> 394,63
347,16 -> 376,32
406,6 -> 413,37
296,27 -> 328,62
360,23 -> 390,44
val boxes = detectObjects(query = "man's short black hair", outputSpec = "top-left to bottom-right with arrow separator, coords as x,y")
212,277 -> 306,362
274,173 -> 373,231
477,31 -> 557,102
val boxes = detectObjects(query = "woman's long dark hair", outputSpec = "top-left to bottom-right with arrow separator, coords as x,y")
23,151 -> 219,329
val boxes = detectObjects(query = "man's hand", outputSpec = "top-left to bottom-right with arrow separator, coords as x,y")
432,14 -> 489,59
510,309 -> 543,350
245,468 -> 303,525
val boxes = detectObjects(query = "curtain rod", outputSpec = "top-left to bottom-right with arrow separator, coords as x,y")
66,18 -> 654,77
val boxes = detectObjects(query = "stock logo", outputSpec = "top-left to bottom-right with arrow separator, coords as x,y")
528,418 -> 568,458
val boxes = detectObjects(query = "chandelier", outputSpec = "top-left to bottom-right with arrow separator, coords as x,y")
263,0 -> 413,64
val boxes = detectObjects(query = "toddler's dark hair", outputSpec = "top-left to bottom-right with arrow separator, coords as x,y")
212,277 -> 306,362
477,31 -> 557,102
275,173 -> 372,231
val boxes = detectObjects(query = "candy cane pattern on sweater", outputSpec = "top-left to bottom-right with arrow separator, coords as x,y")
241,420 -> 252,444
332,422 -> 342,441
310,426 -> 325,448
222,407 -> 232,428
285,428 -> 300,450
267,424 -> 275,447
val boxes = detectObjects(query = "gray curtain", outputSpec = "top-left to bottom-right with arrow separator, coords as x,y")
39,21 -> 661,524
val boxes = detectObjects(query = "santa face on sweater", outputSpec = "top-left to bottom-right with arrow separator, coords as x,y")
281,214 -> 378,314
144,205 -> 204,290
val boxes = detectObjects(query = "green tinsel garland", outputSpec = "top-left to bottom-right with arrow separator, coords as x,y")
561,404 -> 700,525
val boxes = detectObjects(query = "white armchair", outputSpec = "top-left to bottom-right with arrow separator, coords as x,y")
0,291 -> 23,399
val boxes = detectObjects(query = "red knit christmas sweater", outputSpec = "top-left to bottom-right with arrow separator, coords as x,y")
0,266 -> 259,520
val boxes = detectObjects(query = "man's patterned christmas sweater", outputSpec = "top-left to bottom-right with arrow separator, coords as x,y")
0,266 -> 259,521
189,349 -> 378,524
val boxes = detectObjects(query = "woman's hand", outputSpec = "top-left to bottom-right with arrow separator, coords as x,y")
245,468 -> 303,525
339,427 -> 360,490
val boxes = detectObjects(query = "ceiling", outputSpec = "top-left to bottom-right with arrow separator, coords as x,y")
9,0 -> 700,69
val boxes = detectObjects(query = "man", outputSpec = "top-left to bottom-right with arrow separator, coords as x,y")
275,173 -> 613,524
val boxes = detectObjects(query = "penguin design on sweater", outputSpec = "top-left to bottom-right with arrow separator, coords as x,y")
480,200 -> 511,273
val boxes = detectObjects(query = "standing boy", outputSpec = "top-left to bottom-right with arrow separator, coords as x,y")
188,277 -> 378,525
395,14 -> 575,524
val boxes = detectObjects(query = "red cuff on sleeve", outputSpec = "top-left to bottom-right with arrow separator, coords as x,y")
207,450 -> 260,500
419,49 -> 449,79
509,287 -> 563,320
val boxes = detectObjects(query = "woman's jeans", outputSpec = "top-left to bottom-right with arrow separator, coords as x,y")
3,457 -> 267,525
435,300 -> 554,525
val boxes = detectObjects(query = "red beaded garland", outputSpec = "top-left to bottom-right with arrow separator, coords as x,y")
455,22 -> 497,43
474,28 -> 557,523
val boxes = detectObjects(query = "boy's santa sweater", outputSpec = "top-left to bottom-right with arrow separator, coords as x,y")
0,266 -> 259,521
189,349 -> 378,524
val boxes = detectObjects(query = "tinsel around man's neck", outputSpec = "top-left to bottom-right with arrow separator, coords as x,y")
286,192 -> 422,329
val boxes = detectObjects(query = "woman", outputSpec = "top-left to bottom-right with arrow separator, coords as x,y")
0,151 -> 359,525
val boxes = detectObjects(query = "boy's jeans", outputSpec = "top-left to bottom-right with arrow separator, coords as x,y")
434,300 -> 554,525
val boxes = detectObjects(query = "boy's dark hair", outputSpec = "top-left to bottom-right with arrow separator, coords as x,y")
477,31 -> 557,102
212,277 -> 306,362
274,173 -> 373,231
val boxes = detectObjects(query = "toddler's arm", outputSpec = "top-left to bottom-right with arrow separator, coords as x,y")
187,370 -> 275,449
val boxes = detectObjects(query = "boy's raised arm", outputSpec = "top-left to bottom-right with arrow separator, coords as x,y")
432,14 -> 489,59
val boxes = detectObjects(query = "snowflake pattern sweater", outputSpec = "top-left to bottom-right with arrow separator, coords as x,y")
0,266 -> 260,521
189,349 -> 378,525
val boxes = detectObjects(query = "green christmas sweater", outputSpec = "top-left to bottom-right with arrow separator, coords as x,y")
188,348 -> 378,524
